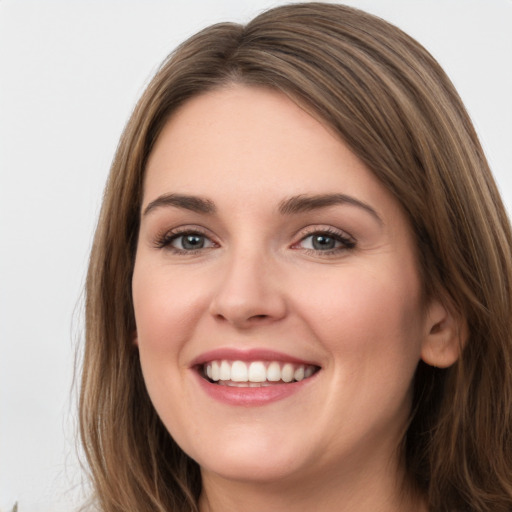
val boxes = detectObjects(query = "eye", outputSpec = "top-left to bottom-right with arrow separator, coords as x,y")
294,228 -> 356,254
172,233 -> 213,250
301,233 -> 339,251
155,229 -> 217,253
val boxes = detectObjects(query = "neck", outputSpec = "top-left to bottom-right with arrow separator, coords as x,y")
199,455 -> 427,512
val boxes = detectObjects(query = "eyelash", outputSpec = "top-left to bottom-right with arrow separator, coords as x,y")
153,226 -> 356,256
153,228 -> 217,255
293,227 -> 356,256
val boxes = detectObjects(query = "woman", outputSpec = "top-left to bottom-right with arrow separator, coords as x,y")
80,3 -> 512,511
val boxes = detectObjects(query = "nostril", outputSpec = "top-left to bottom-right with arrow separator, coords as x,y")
213,312 -> 270,328
251,315 -> 268,320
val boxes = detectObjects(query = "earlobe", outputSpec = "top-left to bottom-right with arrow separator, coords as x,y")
420,299 -> 467,368
133,332 -> 139,347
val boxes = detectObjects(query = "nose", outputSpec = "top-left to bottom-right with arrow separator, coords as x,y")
209,249 -> 287,329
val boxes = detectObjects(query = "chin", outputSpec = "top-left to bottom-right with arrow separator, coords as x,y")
199,453 -> 306,484
185,429 -> 313,484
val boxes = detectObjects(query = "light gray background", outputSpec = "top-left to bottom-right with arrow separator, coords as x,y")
1,1 -> 511,510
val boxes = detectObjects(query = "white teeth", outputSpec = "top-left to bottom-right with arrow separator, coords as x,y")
267,361 -> 281,382
219,360 -> 231,380
248,361 -> 267,382
281,363 -> 294,383
294,366 -> 305,382
231,360 -> 248,382
203,359 -> 318,385
211,361 -> 220,381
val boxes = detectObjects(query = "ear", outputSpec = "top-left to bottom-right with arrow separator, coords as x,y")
133,331 -> 139,347
421,299 -> 467,368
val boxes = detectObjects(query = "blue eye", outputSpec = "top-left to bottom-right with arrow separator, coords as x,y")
304,234 -> 338,250
155,230 -> 216,252
172,233 -> 209,250
297,230 -> 355,253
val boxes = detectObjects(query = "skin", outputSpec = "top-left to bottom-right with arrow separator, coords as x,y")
132,84 -> 457,511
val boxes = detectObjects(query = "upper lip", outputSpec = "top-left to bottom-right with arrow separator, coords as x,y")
190,348 -> 321,368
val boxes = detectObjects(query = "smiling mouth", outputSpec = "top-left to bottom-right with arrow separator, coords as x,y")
201,360 -> 320,387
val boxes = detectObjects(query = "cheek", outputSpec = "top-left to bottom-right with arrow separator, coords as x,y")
132,261 -> 206,430
132,261 -> 210,356
294,262 -> 425,370
301,266 -> 425,435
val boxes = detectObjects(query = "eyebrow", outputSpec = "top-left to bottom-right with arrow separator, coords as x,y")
142,192 -> 382,224
143,193 -> 216,216
278,193 -> 382,224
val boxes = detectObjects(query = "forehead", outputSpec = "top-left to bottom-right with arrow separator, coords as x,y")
145,85 -> 341,182
142,85 -> 398,223
149,87 -> 362,185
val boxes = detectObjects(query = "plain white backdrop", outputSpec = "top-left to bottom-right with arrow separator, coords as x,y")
0,1 -> 511,510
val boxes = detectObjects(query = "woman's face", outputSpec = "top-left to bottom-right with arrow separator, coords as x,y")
132,85 -> 436,486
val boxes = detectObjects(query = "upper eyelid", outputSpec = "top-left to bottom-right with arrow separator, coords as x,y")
152,225 -> 217,248
151,224 -> 355,248
157,225 -> 214,238
298,233 -> 355,247
293,225 -> 355,241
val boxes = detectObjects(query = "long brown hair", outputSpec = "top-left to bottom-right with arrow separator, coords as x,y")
80,3 -> 512,511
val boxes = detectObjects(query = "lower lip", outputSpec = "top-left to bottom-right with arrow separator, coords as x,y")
194,371 -> 317,406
